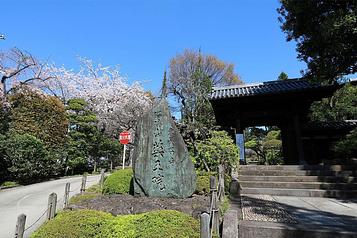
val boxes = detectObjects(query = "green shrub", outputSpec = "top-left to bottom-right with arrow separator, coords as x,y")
134,210 -> 199,238
195,171 -> 231,195
99,210 -> 199,238
32,210 -> 199,238
102,168 -> 133,194
195,171 -> 214,195
219,196 -> 230,215
69,193 -> 100,205
1,133 -> 57,182
31,210 -> 113,238
0,181 -> 19,188
194,130 -> 239,172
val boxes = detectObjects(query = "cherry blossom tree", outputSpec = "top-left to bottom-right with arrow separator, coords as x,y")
0,48 -> 52,109
1,48 -> 153,136
41,58 -> 153,137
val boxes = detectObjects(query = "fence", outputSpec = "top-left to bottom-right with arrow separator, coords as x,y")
14,169 -> 229,238
14,173 -> 89,238
200,165 -> 225,238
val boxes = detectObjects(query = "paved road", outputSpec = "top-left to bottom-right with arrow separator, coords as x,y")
0,175 -> 101,238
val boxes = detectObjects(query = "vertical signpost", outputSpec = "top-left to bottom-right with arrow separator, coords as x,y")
119,131 -> 131,169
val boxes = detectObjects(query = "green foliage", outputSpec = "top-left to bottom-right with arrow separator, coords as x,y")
310,84 -> 356,158
245,127 -> 283,165
195,171 -> 214,195
8,89 -> 68,149
278,0 -> 357,82
334,128 -> 357,158
219,196 -> 230,216
310,84 -> 357,122
69,193 -> 101,205
0,134 -> 9,182
193,130 -> 239,172
32,210 -> 199,238
99,210 -> 199,238
0,89 -> 68,181
86,184 -> 102,193
278,72 -> 288,80
31,210 -> 113,238
0,181 -> 19,188
65,98 -> 98,173
65,98 -> 121,174
0,133 -> 57,182
102,168 -> 133,195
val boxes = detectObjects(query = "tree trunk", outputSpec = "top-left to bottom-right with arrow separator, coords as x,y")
93,160 -> 97,173
1,77 -> 7,108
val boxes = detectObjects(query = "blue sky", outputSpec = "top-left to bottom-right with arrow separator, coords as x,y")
1,0 -> 306,94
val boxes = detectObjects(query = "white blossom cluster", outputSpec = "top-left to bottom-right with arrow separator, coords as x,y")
41,58 -> 153,136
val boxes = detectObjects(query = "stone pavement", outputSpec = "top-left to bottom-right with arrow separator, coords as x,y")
240,194 -> 357,231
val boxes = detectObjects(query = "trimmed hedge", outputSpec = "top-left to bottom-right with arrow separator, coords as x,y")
102,169 -> 224,196
102,168 -> 133,194
31,210 -> 112,238
31,210 -> 199,238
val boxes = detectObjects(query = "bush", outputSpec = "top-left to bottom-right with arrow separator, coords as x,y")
31,210 -> 113,238
195,171 -> 214,195
194,130 -> 239,172
195,171 -> 231,195
32,210 -> 199,238
132,210 -> 199,238
1,133 -> 57,182
102,168 -> 133,194
8,89 -> 68,149
97,210 -> 199,238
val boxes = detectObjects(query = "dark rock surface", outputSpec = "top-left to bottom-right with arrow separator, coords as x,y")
68,194 -> 209,218
132,99 -> 196,198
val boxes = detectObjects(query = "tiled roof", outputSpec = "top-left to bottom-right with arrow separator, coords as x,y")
305,120 -> 357,131
210,79 -> 321,100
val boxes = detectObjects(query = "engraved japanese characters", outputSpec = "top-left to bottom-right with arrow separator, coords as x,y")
132,99 -> 196,198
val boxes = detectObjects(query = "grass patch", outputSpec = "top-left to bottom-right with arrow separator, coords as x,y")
102,168 -> 133,195
219,196 -> 230,215
0,181 -> 19,188
86,184 -> 102,193
31,210 -> 199,238
69,193 -> 100,205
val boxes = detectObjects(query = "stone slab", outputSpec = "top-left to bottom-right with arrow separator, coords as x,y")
222,210 -> 238,238
132,99 -> 196,198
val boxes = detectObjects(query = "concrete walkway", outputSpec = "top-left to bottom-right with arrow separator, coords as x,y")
236,194 -> 357,237
0,175 -> 100,238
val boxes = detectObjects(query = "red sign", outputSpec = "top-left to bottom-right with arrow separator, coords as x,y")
119,131 -> 131,145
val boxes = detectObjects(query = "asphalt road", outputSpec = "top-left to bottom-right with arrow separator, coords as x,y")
0,175 -> 101,238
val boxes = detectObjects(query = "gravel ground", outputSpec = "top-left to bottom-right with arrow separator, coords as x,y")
68,194 -> 210,218
241,195 -> 298,223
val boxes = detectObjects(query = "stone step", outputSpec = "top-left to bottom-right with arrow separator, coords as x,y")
239,220 -> 357,238
239,165 -> 357,172
238,175 -> 357,183
239,181 -> 357,190
239,169 -> 357,176
240,188 -> 357,198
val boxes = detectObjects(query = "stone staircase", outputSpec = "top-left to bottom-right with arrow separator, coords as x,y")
238,165 -> 357,198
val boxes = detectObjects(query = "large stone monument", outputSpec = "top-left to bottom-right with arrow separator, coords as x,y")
132,98 -> 196,198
